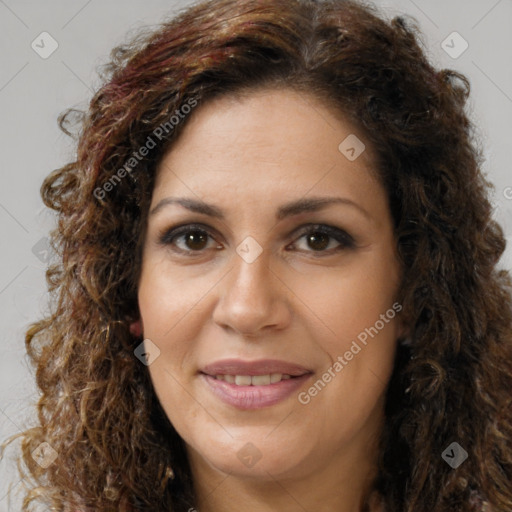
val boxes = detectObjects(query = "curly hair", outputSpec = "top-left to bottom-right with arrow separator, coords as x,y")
2,0 -> 511,510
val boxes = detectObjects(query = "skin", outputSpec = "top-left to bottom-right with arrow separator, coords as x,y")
137,87 -> 406,512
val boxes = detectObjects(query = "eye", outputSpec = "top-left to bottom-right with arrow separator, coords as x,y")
158,223 -> 355,256
158,224 -> 221,254
289,224 -> 355,254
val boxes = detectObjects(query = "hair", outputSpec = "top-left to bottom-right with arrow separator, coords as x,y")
2,0 -> 511,510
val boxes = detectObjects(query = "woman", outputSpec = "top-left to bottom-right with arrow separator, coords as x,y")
2,0 -> 511,510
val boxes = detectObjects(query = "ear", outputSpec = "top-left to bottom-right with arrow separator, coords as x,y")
129,319 -> 143,338
397,318 -> 411,342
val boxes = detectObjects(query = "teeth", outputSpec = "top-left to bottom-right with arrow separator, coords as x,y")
235,375 -> 252,386
251,374 -> 270,386
214,373 -> 293,385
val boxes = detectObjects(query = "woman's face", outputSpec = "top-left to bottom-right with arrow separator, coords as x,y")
138,88 -> 405,483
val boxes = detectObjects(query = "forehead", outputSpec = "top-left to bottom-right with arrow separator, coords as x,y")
152,87 -> 384,214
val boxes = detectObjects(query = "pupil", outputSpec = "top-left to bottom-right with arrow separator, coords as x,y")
308,232 -> 329,251
187,231 -> 207,250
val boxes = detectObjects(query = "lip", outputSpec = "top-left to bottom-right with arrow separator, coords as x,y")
200,358 -> 312,377
199,358 -> 313,410
200,373 -> 312,409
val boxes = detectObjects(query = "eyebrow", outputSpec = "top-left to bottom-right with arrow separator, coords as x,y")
150,195 -> 372,221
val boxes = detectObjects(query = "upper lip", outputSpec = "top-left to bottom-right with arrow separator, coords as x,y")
201,358 -> 313,377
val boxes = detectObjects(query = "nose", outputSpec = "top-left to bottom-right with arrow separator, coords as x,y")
212,248 -> 292,337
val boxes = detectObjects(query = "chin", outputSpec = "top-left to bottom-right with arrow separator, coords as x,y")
187,427 -> 316,481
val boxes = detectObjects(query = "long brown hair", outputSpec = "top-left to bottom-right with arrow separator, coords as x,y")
2,0 -> 511,510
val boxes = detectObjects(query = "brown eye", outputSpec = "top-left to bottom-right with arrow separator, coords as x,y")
159,224 -> 220,253
305,232 -> 330,251
181,230 -> 209,251
291,224 -> 355,254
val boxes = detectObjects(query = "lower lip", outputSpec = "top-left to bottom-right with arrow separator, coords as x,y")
200,373 -> 312,410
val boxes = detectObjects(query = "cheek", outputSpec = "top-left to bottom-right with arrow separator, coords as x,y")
298,249 -> 401,397
294,282 -> 399,452
136,266 -> 198,412
136,256 -> 218,407
137,267 -> 199,432
291,252 -> 400,348
137,257 -> 212,343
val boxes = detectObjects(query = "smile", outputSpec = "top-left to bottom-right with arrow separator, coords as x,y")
212,374 -> 292,385
200,373 -> 312,410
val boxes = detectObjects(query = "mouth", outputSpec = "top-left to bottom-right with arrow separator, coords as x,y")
209,373 -> 294,385
199,358 -> 313,409
200,358 -> 312,378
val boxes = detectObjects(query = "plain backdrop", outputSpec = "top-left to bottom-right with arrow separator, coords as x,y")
1,0 -> 511,509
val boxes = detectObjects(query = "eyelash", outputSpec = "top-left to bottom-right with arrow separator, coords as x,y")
157,223 -> 356,257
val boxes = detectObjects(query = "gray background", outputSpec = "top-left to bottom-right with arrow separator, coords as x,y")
1,0 -> 511,509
